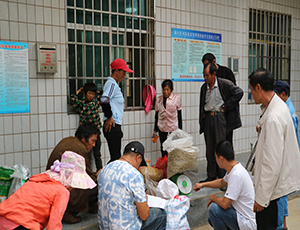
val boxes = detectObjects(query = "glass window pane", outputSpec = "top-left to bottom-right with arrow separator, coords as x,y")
134,17 -> 139,29
94,0 -> 100,10
141,33 -> 146,47
134,48 -> 140,76
67,0 -> 74,6
85,0 -> 92,9
76,0 -> 83,8
103,14 -> 109,26
94,12 -> 101,25
134,79 -> 141,106
119,0 -> 125,13
95,32 -> 101,43
134,32 -> 139,46
86,31 -> 93,43
119,47 -> 124,58
77,30 -> 84,42
141,0 -> 146,16
119,15 -> 125,28
141,49 -> 146,76
141,18 -> 146,30
133,0 -> 139,15
112,0 -> 117,12
103,46 -> 110,77
126,32 -> 132,46
76,10 -> 84,24
112,15 -> 117,27
103,0 -> 109,11
112,34 -> 117,45
69,79 -> 76,95
126,16 -> 132,28
67,9 -> 74,23
77,45 -> 84,77
95,80 -> 102,92
86,45 -> 93,77
68,29 -> 75,42
68,44 -> 75,76
119,34 -> 124,45
103,32 -> 109,44
95,46 -> 102,77
85,11 -> 92,25
126,0 -> 132,14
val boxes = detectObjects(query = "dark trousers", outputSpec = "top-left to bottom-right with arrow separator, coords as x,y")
226,130 -> 233,145
256,199 -> 278,230
158,129 -> 169,157
204,113 -> 227,178
103,124 -> 123,163
89,134 -> 102,170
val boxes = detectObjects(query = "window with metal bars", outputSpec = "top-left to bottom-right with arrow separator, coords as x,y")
248,9 -> 291,101
66,0 -> 155,111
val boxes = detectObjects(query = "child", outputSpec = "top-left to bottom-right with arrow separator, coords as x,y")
153,79 -> 182,157
70,82 -> 102,170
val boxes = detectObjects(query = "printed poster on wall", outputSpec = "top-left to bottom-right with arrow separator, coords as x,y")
0,41 -> 30,114
171,28 -> 222,81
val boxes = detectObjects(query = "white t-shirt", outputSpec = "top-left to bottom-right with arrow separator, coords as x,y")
223,163 -> 256,230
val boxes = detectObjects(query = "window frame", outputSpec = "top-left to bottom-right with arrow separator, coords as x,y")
65,0 -> 156,113
248,9 -> 291,102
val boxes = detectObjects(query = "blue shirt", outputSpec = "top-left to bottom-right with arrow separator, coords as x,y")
102,77 -> 124,125
97,160 -> 147,230
286,97 -> 299,146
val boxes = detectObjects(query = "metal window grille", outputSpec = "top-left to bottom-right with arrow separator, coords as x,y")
66,0 -> 155,111
248,9 -> 291,101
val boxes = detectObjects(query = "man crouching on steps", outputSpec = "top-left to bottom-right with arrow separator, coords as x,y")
98,141 -> 167,230
193,140 -> 256,230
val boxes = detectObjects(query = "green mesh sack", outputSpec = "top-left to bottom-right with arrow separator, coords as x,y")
0,166 -> 14,203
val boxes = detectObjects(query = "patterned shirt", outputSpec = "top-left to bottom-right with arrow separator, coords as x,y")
98,160 -> 147,230
70,93 -> 102,129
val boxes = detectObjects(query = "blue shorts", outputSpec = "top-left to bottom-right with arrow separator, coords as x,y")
276,195 -> 288,230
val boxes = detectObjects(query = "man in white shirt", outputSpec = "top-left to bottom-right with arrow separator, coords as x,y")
194,140 -> 256,230
249,68 -> 300,230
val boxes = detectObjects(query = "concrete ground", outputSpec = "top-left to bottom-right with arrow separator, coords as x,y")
193,194 -> 300,230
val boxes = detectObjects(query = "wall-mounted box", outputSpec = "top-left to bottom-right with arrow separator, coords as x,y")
37,43 -> 57,73
228,57 -> 239,73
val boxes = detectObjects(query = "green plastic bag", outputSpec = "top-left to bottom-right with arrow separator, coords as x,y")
0,166 -> 15,203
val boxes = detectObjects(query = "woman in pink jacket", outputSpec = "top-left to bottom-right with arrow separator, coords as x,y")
153,79 -> 182,157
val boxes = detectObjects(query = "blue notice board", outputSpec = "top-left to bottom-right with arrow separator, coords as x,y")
171,28 -> 222,81
0,41 -> 30,114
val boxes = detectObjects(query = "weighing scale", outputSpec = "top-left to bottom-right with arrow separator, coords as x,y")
171,173 -> 193,195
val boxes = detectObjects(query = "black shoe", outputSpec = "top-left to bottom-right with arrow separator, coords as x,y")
63,212 -> 82,224
199,177 -> 217,183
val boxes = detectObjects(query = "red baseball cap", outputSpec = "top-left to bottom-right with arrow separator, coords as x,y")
110,58 -> 134,73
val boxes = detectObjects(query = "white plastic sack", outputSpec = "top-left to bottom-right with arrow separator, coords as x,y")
156,179 -> 190,230
163,129 -> 193,153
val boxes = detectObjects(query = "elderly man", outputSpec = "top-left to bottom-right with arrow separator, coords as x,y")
249,68 -> 300,230
98,141 -> 167,230
199,62 -> 243,183
46,122 -> 100,224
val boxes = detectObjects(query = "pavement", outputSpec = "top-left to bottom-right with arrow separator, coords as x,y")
193,194 -> 300,230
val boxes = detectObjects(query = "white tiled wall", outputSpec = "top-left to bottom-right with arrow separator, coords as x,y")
0,0 -> 299,175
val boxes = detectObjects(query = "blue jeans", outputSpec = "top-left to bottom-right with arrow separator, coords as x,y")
141,208 -> 167,230
276,195 -> 288,230
208,203 -> 240,230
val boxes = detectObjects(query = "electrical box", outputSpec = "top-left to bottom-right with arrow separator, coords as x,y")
228,57 -> 239,73
37,43 -> 57,73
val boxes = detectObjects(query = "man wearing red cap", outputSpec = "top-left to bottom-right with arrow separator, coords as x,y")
100,58 -> 134,163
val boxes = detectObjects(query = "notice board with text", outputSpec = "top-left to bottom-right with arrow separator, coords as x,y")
0,41 -> 30,114
171,28 -> 222,81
